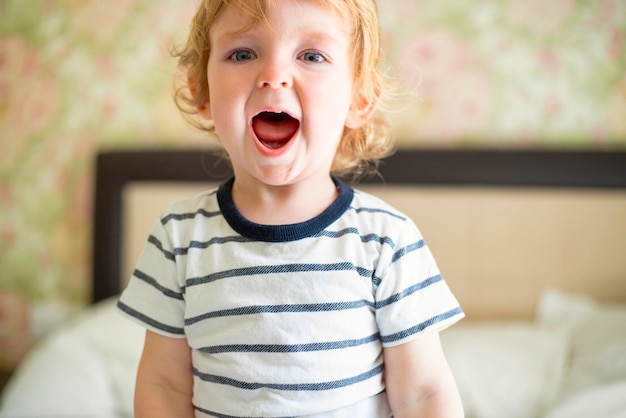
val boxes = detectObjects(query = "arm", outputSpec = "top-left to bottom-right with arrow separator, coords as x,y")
383,331 -> 464,418
135,330 -> 195,418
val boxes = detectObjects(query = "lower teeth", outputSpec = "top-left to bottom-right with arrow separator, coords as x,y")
262,141 -> 285,149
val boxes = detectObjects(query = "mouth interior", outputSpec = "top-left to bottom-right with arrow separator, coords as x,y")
252,112 -> 300,149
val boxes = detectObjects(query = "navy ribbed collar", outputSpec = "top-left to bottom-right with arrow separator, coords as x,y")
217,177 -> 353,242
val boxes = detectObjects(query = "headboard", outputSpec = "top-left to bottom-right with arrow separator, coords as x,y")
93,148 -> 626,319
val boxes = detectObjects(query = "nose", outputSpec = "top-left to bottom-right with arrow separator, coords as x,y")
256,57 -> 292,89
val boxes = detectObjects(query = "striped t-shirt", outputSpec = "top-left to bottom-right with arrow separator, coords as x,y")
117,177 -> 463,417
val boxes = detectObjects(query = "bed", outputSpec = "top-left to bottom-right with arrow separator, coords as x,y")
1,148 -> 625,418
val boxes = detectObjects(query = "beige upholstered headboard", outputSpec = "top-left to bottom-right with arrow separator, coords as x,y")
94,149 -> 626,320
121,183 -> 626,320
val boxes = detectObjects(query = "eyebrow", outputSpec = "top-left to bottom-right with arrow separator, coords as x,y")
212,29 -> 255,46
212,25 -> 349,48
303,31 -> 347,46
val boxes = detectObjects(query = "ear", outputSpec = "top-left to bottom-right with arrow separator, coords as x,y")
187,69 -> 212,120
345,85 -> 380,129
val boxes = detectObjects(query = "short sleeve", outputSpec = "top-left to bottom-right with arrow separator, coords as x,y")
117,218 -> 187,338
374,220 -> 463,347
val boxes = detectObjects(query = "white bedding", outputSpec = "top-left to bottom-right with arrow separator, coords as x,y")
0,298 -> 143,418
1,289 -> 625,418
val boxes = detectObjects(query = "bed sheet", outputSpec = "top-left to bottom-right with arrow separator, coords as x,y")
1,289 -> 625,418
0,298 -> 143,418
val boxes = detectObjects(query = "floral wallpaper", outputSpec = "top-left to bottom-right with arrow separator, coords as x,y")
0,0 -> 625,370
380,1 -> 626,146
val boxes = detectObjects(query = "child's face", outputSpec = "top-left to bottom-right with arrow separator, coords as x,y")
199,0 -> 365,187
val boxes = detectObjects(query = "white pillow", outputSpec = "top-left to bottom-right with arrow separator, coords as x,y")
536,289 -> 626,401
440,321 -> 568,418
0,297 -> 144,418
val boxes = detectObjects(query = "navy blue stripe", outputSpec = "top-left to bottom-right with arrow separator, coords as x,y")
186,300 -> 374,325
147,235 -> 175,261
186,274 -> 441,327
359,232 -> 394,246
116,301 -> 185,335
186,262 -> 374,288
316,228 -> 396,247
133,269 -> 184,300
372,276 -> 382,287
375,275 -> 442,309
173,236 -> 251,256
172,231 -> 393,258
381,307 -> 464,344
351,206 -> 406,221
372,240 -> 427,287
193,364 -> 383,391
150,234 -> 252,260
199,333 -> 380,354
174,230 -> 394,257
194,405 -> 295,418
391,240 -> 425,263
161,207 -> 221,225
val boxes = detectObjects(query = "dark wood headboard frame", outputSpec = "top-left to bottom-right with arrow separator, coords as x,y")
92,148 -> 626,303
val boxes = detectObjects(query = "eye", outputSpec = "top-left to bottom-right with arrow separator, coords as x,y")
229,49 -> 256,62
299,51 -> 327,63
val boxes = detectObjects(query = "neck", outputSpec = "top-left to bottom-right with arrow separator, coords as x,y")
231,175 -> 338,225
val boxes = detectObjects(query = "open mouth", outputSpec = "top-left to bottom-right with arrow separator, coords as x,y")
252,111 -> 300,149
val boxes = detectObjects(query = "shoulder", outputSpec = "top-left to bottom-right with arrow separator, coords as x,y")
348,187 -> 417,233
166,186 -> 220,213
160,187 -> 221,225
150,186 -> 226,250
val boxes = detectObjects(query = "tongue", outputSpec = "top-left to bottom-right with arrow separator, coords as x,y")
253,116 -> 299,147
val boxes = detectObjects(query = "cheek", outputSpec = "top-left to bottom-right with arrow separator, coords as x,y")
312,79 -> 354,126
310,66 -> 353,102
207,72 -> 238,116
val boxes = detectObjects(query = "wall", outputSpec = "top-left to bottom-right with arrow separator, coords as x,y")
380,1 -> 625,146
0,0 -> 624,370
